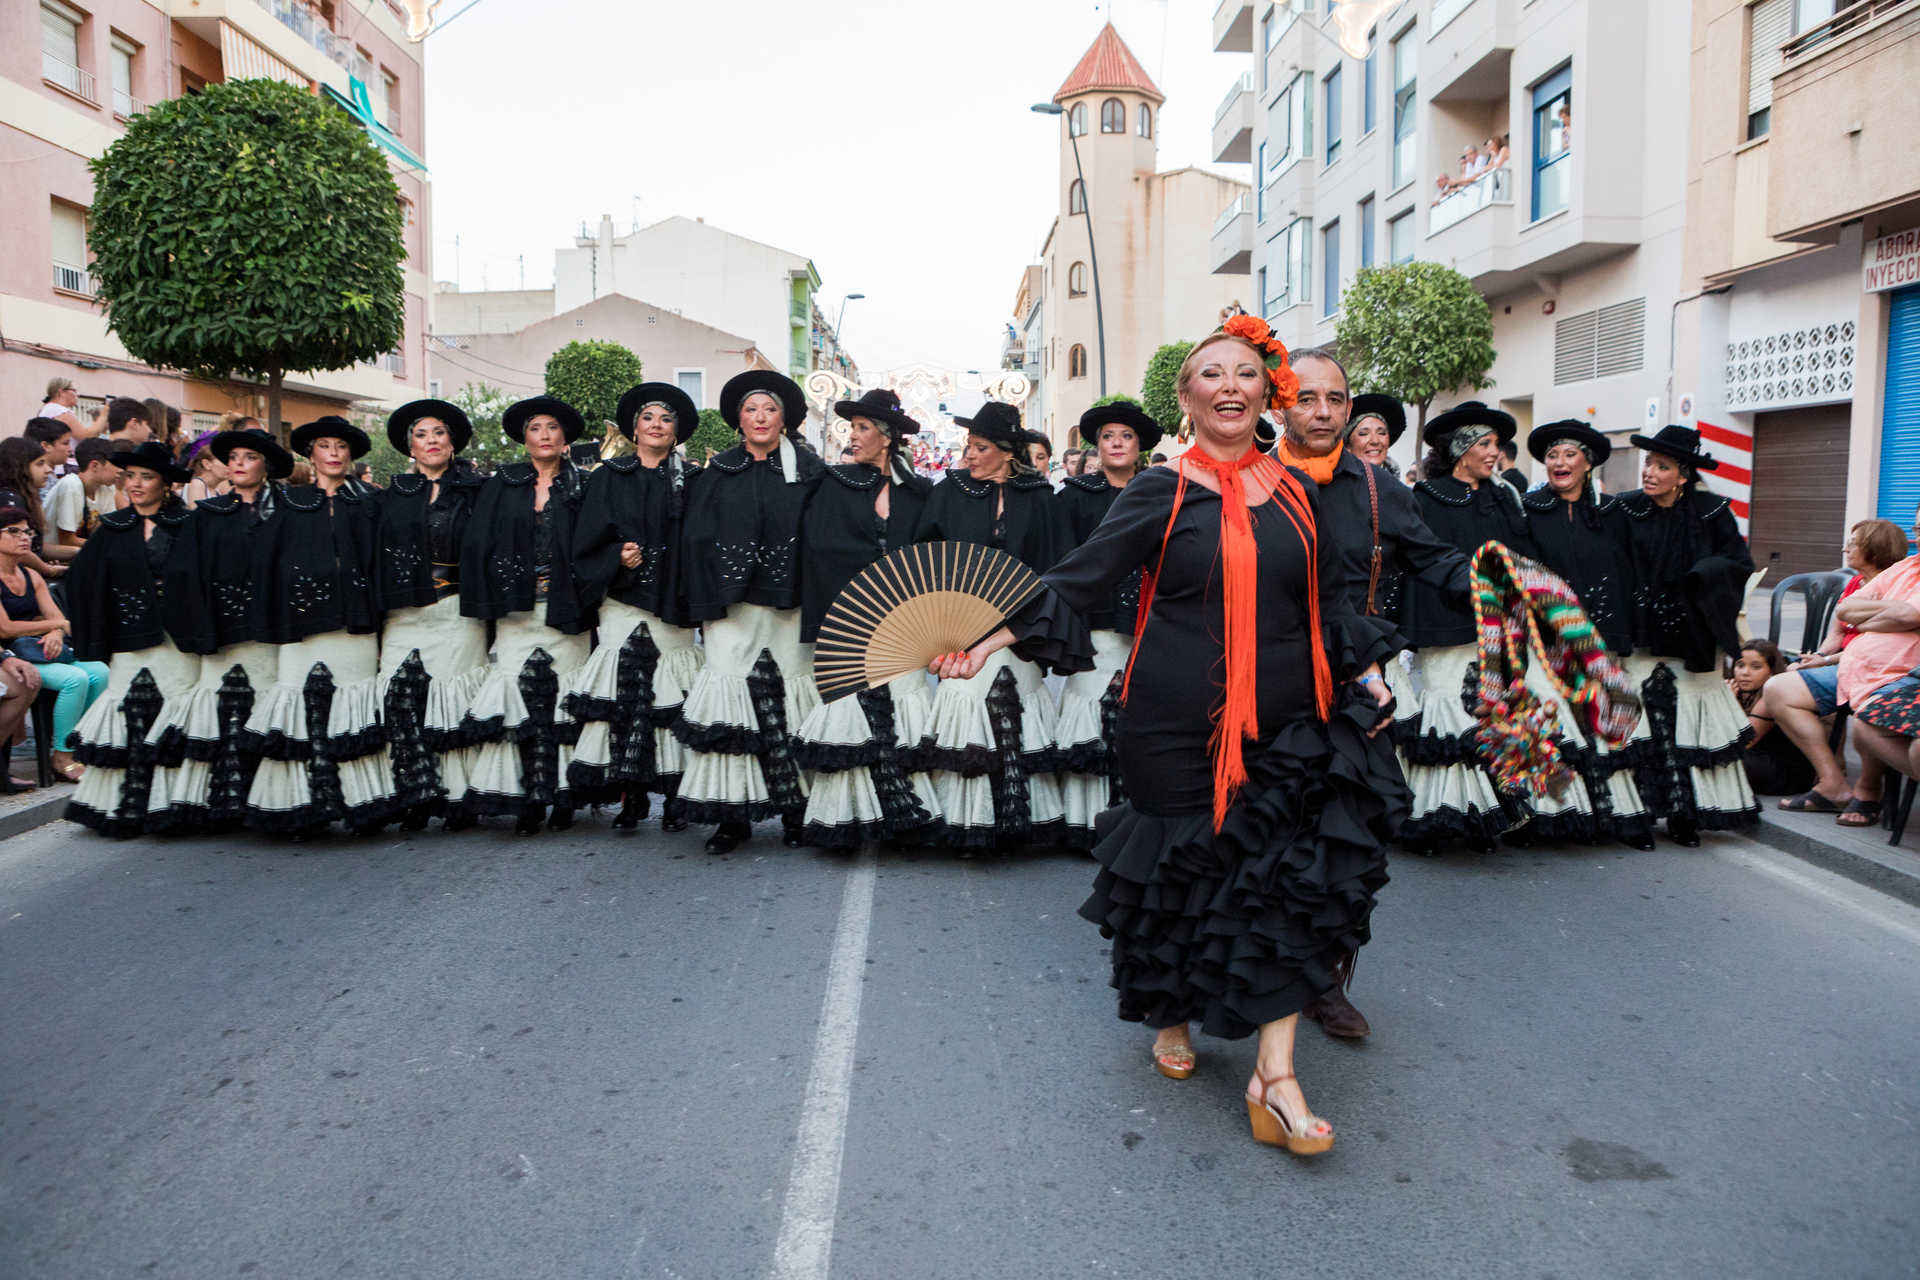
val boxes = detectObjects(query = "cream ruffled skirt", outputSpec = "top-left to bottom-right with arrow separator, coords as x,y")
1624,652 -> 1759,832
793,670 -> 942,847
672,604 -> 817,826
242,632 -> 393,831
1054,631 -> 1132,848
145,642 -> 280,833
376,594 -> 490,816
563,598 -> 702,806
457,605 -> 591,816
918,648 -> 1065,852
66,640 -> 199,837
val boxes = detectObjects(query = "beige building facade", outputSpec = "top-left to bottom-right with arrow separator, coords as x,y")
1678,0 -> 1920,580
1023,24 -> 1251,447
2,0 -> 431,434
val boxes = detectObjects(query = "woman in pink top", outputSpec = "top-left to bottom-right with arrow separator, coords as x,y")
1839,522 -> 1920,786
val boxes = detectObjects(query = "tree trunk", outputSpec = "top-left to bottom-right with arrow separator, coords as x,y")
267,368 -> 285,443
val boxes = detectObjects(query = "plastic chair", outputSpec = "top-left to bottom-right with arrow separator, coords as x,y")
1768,570 -> 1855,657
26,686 -> 56,788
1888,773 -> 1916,847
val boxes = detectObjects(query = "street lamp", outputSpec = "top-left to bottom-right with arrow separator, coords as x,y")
835,292 -> 865,341
1031,102 -> 1107,399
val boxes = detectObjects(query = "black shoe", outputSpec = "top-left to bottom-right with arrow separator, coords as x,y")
1622,830 -> 1656,852
782,825 -> 807,849
705,821 -> 750,854
1465,835 -> 1496,854
444,810 -> 476,833
612,798 -> 644,831
515,809 -> 543,836
1667,818 -> 1701,848
400,807 -> 431,833
548,805 -> 575,832
660,797 -> 689,833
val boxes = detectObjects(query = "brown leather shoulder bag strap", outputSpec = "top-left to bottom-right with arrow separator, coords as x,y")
1362,459 -> 1383,616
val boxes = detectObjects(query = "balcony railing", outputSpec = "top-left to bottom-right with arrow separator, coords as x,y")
1782,0 -> 1915,60
52,262 -> 95,296
380,350 -> 405,375
1428,165 -> 1512,234
1432,0 -> 1475,31
1213,193 -> 1250,236
251,0 -> 353,70
112,88 -> 146,117
42,54 -> 98,104
1215,72 -> 1254,124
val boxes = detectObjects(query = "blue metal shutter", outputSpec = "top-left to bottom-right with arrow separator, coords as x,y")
1880,285 -> 1920,542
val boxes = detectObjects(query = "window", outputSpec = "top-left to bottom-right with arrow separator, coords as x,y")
1746,0 -> 1790,140
1138,103 -> 1152,138
109,33 -> 137,117
1362,32 -> 1378,134
1531,65 -> 1572,221
50,200 -> 89,295
1068,179 -> 1086,215
1100,98 -> 1125,133
1268,71 -> 1313,172
1391,28 -> 1417,189
1389,210 -> 1413,263
1324,65 -> 1343,165
1322,220 -> 1341,317
1069,102 -> 1088,137
1259,10 -> 1274,92
1553,298 -> 1647,384
1268,217 -> 1313,313
382,69 -> 400,133
1256,265 -> 1270,317
1068,261 -> 1088,297
369,65 -> 390,126
1359,195 -> 1376,268
675,369 -> 705,407
41,1 -> 94,104
1069,344 -> 1088,379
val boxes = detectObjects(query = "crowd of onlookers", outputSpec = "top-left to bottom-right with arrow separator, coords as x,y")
1433,132 -> 1512,204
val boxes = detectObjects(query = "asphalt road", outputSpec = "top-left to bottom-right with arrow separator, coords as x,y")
2,815 -> 1916,1280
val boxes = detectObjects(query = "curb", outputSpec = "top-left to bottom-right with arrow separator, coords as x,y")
0,792 -> 72,843
1746,810 -> 1920,909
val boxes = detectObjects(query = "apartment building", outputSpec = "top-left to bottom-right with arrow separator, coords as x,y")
1022,23 -> 1251,446
1679,0 -> 1920,579
3,0 -> 431,433
1211,0 -> 1691,491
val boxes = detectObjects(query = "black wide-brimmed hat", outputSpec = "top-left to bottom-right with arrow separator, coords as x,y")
111,440 -> 190,484
835,388 -> 920,442
616,383 -> 699,444
952,401 -> 1023,453
1422,400 -> 1516,450
503,395 -> 586,444
1629,424 -> 1718,472
386,398 -> 473,454
290,415 -> 372,459
208,426 -> 294,479
1078,401 -> 1162,452
720,371 -> 806,432
1528,418 -> 1612,465
1347,393 -> 1407,445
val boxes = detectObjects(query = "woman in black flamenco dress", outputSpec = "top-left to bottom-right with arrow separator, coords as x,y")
934,327 -> 1405,1155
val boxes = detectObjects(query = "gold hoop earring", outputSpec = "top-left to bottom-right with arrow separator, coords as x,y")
1178,411 -> 1192,441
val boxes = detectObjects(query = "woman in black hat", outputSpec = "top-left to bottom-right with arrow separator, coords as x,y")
1617,425 -> 1759,845
913,399 -> 1067,852
1520,420 -> 1655,849
457,395 -> 594,835
146,426 -> 293,833
1398,401 -> 1537,853
1345,393 -> 1405,471
566,383 -> 705,831
64,441 -> 197,836
370,399 -> 489,832
1051,401 -> 1159,847
791,388 -> 940,848
240,417 -> 391,837
674,371 -> 824,854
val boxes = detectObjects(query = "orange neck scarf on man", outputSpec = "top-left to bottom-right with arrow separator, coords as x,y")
1274,434 -> 1343,486
1122,446 -> 1334,831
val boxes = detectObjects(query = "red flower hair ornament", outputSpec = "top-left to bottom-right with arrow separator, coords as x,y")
1216,314 -> 1301,413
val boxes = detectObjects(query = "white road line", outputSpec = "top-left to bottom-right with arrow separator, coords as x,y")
770,851 -> 877,1280
1715,842 -> 1920,949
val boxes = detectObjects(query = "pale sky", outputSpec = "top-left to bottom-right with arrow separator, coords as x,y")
423,0 -> 1238,377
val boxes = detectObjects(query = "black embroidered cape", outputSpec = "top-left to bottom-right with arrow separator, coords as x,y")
913,471 -> 1062,574
1049,471 -> 1146,634
256,484 -> 382,643
1618,488 -> 1754,671
1398,475 -> 1536,649
572,455 -> 699,627
679,444 -> 825,623
372,468 -> 485,610
162,489 -> 281,654
799,463 -> 932,643
65,500 -> 188,661
459,460 -> 590,633
1523,487 -> 1637,654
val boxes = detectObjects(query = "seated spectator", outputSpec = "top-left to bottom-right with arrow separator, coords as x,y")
1732,639 -> 1814,797
1768,518 -> 1908,823
46,438 -> 121,554
1487,133 -> 1511,170
0,655 -> 41,793
25,416 -> 74,505
1839,521 -> 1920,793
0,505 -> 106,783
0,438 -> 65,579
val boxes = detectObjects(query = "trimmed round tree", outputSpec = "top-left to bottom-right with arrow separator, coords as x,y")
544,339 -> 642,439
1140,341 -> 1194,439
87,78 -> 406,436
1335,261 -> 1496,434
685,408 -> 739,463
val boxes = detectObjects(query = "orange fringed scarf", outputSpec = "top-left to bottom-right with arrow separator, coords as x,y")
1122,447 -> 1335,831
1274,436 -> 1343,486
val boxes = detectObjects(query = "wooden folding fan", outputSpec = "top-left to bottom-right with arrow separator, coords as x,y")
812,542 -> 1044,703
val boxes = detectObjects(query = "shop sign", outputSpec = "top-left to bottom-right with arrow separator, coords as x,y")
1864,226 -> 1920,293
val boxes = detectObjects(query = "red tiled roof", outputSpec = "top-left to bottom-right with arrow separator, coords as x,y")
1053,23 -> 1164,105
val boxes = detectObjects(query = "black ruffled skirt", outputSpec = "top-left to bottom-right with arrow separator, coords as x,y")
1078,695 -> 1407,1040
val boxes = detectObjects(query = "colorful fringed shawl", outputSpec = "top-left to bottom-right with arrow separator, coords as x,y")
1469,541 -> 1641,798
